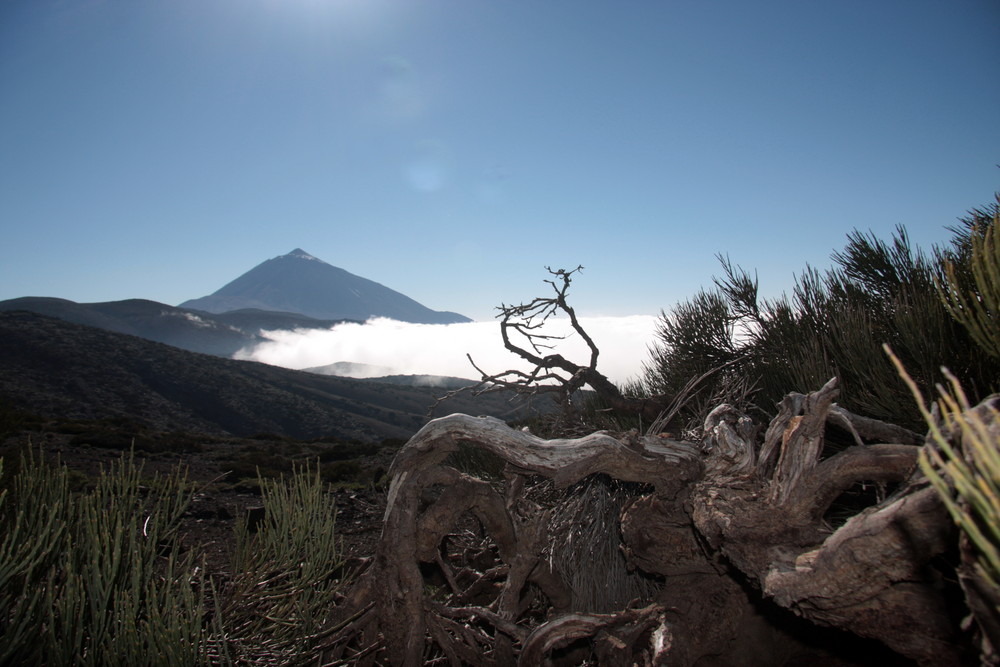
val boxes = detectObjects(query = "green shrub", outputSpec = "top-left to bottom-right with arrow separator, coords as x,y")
890,351 -> 1000,657
643,208 -> 1000,431
320,459 -> 364,484
218,462 -> 347,664
910,372 -> 999,591
936,197 -> 1000,360
315,441 -> 381,462
228,448 -> 294,481
0,449 -> 210,666
0,450 -> 352,665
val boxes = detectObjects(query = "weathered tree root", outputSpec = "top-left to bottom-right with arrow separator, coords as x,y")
519,603 -> 670,666
324,380 -> 982,665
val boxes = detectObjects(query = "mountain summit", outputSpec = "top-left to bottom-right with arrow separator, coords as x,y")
179,249 -> 471,324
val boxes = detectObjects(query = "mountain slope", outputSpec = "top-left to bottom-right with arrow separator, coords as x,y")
0,297 -> 260,356
0,298 -> 351,357
0,311 -> 538,441
303,362 -> 477,389
179,248 -> 470,324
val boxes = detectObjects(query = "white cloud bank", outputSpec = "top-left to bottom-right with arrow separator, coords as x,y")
234,316 -> 661,386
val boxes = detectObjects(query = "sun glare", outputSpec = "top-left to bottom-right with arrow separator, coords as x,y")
259,0 -> 397,28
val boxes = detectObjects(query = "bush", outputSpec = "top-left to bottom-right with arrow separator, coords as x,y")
315,441 -> 381,462
0,451 -> 351,665
218,462 -> 348,664
642,204 -> 1000,431
891,352 -> 1000,656
0,450 -> 210,665
320,459 -> 364,484
228,447 -> 294,481
936,197 -> 1000,359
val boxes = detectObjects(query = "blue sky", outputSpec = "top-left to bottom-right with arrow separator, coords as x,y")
2,0 -> 998,322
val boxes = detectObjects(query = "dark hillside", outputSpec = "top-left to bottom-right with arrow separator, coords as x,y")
0,296 -> 263,356
0,311 -> 542,441
0,297 -> 353,357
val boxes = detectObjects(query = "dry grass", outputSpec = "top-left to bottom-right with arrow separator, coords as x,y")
547,476 -> 661,613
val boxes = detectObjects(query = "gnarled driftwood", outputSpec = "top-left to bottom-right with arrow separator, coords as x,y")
325,381 -> 977,665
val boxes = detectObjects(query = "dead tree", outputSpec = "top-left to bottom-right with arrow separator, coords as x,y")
322,376 -> 985,665
466,267 -> 671,422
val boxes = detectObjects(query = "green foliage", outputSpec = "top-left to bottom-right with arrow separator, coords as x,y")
228,447 -> 293,482
220,462 -> 347,665
936,198 -> 1000,359
0,449 -> 211,666
320,459 -> 364,484
643,209 -> 1000,430
229,440 -> 384,488
890,351 -> 1000,648
315,441 -> 382,462
0,450 -> 351,665
62,418 -> 205,454
909,371 -> 1000,590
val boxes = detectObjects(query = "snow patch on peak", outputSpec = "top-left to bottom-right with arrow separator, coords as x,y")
282,248 -> 323,263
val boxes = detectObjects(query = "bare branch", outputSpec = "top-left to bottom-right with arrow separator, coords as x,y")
464,266 -> 676,422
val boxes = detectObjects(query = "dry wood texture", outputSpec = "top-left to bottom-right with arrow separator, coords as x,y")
323,382 -> 987,665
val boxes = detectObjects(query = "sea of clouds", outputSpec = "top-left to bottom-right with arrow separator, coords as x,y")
233,316 -> 661,386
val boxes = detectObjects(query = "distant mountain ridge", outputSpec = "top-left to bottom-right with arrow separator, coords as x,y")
179,248 -> 470,324
0,297 -> 344,358
303,361 -> 477,389
303,361 -> 398,379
